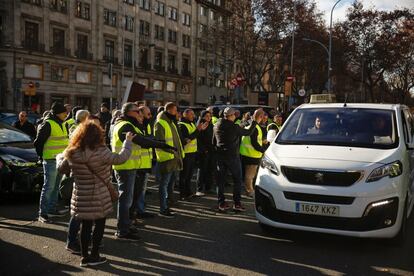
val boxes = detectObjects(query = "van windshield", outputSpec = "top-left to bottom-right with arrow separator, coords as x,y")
276,108 -> 398,149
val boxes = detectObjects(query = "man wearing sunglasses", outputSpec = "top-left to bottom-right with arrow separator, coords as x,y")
13,111 -> 36,138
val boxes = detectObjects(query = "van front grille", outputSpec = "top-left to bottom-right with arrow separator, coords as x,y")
281,166 -> 362,187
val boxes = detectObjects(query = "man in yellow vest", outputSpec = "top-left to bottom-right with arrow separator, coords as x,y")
112,103 -> 174,240
240,109 -> 269,197
178,109 -> 208,200
267,113 -> 283,133
34,102 -> 69,223
129,105 -> 158,220
154,102 -> 185,217
64,106 -> 81,132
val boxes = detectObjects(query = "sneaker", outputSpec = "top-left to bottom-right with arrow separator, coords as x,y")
66,242 -> 81,255
159,209 -> 175,218
88,255 -> 107,266
218,202 -> 231,212
233,204 -> 246,212
195,192 -> 205,197
47,210 -> 66,218
80,257 -> 90,267
245,192 -> 254,199
136,212 -> 155,219
114,232 -> 141,241
129,226 -> 139,234
38,214 -> 52,223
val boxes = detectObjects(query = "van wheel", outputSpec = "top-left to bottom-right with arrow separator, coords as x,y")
389,198 -> 408,246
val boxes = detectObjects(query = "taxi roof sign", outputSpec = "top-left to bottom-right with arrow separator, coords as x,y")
310,93 -> 336,104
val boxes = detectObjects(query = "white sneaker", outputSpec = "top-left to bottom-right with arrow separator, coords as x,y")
195,192 -> 205,197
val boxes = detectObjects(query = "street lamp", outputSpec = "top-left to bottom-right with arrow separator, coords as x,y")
302,38 -> 329,90
328,0 -> 343,93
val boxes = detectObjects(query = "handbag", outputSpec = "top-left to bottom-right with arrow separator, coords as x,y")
86,163 -> 119,203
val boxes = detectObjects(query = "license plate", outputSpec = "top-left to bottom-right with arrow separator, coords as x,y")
295,202 -> 339,217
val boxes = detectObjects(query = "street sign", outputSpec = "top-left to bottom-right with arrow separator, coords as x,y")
286,76 -> 295,82
298,89 -> 306,97
24,81 -> 36,96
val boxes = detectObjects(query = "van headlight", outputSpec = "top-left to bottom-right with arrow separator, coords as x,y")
260,154 -> 279,175
366,161 -> 402,182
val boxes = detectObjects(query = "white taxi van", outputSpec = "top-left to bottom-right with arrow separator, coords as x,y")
255,103 -> 413,243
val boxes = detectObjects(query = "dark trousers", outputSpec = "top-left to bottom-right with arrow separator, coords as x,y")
67,216 -> 81,245
179,153 -> 197,197
80,218 -> 106,258
197,151 -> 215,192
130,171 -> 147,217
216,155 -> 242,205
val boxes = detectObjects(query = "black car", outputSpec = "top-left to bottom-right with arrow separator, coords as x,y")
0,123 -> 43,193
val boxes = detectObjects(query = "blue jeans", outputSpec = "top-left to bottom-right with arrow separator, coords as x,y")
115,169 -> 137,235
137,173 -> 148,214
67,216 -> 81,245
130,171 -> 148,215
39,159 -> 63,216
156,164 -> 177,212
216,155 -> 242,205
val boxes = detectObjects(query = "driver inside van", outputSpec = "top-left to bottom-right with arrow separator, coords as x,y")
371,116 -> 392,144
307,116 -> 324,134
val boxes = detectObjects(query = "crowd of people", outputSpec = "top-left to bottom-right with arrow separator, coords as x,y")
30,101 -> 284,267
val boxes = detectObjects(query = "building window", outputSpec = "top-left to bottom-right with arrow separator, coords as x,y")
168,7 -> 177,21
168,29 -> 177,44
24,21 -> 39,49
210,10 -> 215,21
183,0 -> 191,4
103,73 -> 117,86
139,0 -> 150,10
104,9 -> 117,27
50,0 -> 68,13
182,56 -> 190,73
51,65 -> 69,82
198,76 -> 206,85
153,80 -> 163,91
181,83 -> 189,94
182,13 -> 191,26
154,25 -> 165,41
199,24 -> 207,34
104,40 -> 115,62
168,54 -> 176,71
154,51 -> 163,67
182,34 -> 190,48
138,78 -> 149,87
166,81 -> 176,92
199,59 -> 206,68
123,0 -> 134,5
22,0 -> 42,6
24,63 -> 43,79
125,16 -> 134,32
76,96 -> 91,110
76,70 -> 92,83
200,6 -> 207,16
51,28 -> 65,55
139,20 -> 150,36
76,34 -> 88,58
124,44 -> 132,67
155,1 -> 165,16
75,1 -> 90,20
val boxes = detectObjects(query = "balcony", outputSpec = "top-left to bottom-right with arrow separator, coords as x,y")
103,56 -> 118,65
168,67 -> 178,74
21,41 -> 45,52
182,70 -> 192,77
124,60 -> 133,68
50,46 -> 71,57
75,50 -> 93,61
139,62 -> 151,70
49,3 -> 67,13
154,65 -> 165,72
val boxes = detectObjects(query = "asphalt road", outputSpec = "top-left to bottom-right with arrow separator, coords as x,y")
0,182 -> 413,276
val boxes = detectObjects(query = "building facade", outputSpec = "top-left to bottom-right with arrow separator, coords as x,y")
0,0 -> 234,113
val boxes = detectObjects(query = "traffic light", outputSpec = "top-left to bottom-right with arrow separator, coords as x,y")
25,81 -> 36,96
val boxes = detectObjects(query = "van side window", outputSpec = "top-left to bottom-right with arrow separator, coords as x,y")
403,109 -> 414,144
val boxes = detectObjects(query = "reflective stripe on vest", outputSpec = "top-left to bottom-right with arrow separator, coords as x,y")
212,116 -> 218,125
111,121 -> 141,170
240,124 -> 263,159
155,119 -> 184,162
266,123 -> 281,132
65,118 -> 75,130
235,119 -> 241,125
136,127 -> 152,169
178,121 -> 197,154
42,120 -> 69,159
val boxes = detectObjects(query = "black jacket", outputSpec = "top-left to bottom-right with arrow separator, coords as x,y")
213,118 -> 257,157
13,120 -> 36,138
34,114 -> 67,158
197,119 -> 214,153
178,118 -> 199,146
115,116 -> 172,150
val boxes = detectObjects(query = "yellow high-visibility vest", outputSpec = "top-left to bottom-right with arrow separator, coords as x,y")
136,127 -> 152,169
178,121 -> 197,154
111,121 -> 141,170
64,118 -> 75,130
42,120 -> 69,160
212,116 -> 218,125
155,119 -> 184,162
266,123 -> 281,132
240,124 -> 263,159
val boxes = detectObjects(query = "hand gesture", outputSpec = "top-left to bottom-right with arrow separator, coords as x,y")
197,121 -> 209,131
125,132 -> 135,141
263,139 -> 269,145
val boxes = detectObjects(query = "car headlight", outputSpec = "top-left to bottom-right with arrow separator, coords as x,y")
260,154 -> 279,175
0,154 -> 36,167
366,161 -> 402,182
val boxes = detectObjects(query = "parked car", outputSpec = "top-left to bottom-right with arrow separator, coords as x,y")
0,122 -> 43,193
255,103 -> 413,244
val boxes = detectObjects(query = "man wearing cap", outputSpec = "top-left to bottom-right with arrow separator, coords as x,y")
112,103 -> 174,240
34,102 -> 70,223
213,107 -> 263,212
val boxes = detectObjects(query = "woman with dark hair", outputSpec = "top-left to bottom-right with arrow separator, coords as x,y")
58,121 -> 134,267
